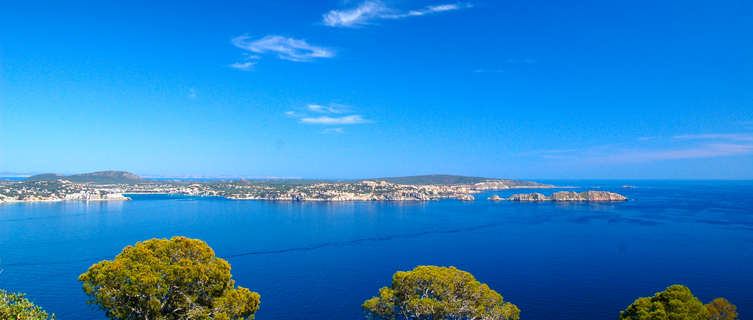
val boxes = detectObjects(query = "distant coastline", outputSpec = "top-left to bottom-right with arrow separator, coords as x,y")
1,171 -> 563,203
488,191 -> 627,202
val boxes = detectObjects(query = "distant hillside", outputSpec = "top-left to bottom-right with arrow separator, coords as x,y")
25,171 -> 147,184
19,172 -> 548,187
68,171 -> 146,184
25,173 -> 65,182
200,178 -> 352,186
371,174 -> 541,185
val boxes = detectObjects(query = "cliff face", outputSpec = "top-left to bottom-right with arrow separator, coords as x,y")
487,194 -> 504,201
550,191 -> 582,201
471,180 -> 555,191
508,193 -> 549,201
578,191 -> 627,201
502,191 -> 627,202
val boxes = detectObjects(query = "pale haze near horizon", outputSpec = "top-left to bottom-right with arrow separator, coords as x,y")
1,1 -> 752,179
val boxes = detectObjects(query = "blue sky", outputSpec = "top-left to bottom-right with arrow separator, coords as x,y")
1,0 -> 752,179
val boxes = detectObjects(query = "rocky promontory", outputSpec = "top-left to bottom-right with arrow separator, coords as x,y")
508,193 -> 549,201
498,191 -> 627,202
487,194 -> 504,201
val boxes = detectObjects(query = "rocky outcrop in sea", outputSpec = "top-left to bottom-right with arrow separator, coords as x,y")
487,194 -> 503,201
508,193 -> 549,201
500,191 -> 627,202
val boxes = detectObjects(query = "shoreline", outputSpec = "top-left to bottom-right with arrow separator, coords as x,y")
0,198 -> 131,204
1,188 -> 579,204
0,177 -> 570,204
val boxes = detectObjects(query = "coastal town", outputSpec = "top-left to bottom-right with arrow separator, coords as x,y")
0,179 -> 131,202
0,171 -> 570,203
0,171 -> 628,203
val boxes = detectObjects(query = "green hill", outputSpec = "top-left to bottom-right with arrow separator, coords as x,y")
25,173 -> 65,182
370,174 -> 507,185
25,171 -> 147,184
369,175 -> 553,187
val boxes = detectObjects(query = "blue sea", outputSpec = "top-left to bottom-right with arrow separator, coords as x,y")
1,181 -> 752,319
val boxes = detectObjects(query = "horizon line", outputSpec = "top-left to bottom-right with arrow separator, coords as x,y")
1,172 -> 752,182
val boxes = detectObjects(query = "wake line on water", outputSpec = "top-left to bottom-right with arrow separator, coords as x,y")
1,221 -> 508,268
222,221 -> 507,258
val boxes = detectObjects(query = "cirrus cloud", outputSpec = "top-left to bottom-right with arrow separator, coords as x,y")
524,132 -> 753,164
673,133 -> 753,142
230,35 -> 334,68
323,1 -> 471,28
322,127 -> 345,134
285,104 -> 372,131
307,103 -> 349,114
229,61 -> 257,71
300,115 -> 370,125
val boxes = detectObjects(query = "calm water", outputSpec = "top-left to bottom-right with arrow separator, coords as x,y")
1,181 -> 752,319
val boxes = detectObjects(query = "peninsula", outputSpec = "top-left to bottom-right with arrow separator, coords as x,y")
0,171 -> 556,203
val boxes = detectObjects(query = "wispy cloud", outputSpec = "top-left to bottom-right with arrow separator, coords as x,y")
322,127 -> 345,134
473,69 -> 504,73
323,1 -> 386,27
300,115 -> 370,125
307,104 -> 348,114
590,143 -> 753,163
673,133 -> 753,142
229,61 -> 257,71
525,133 -> 753,164
285,103 -> 371,130
323,1 -> 470,27
230,35 -> 334,68
285,110 -> 304,117
384,3 -> 469,19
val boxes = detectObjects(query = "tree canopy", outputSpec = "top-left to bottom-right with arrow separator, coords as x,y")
0,290 -> 54,319
362,265 -> 520,320
79,236 -> 260,320
620,285 -> 711,320
706,298 -> 738,320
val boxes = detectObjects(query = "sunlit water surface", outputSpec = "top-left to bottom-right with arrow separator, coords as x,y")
1,181 -> 752,319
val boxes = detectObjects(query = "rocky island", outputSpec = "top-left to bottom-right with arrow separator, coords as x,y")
487,194 -> 504,201
0,172 -> 555,203
489,191 -> 627,202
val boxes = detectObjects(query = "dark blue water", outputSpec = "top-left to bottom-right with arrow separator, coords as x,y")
1,181 -> 752,319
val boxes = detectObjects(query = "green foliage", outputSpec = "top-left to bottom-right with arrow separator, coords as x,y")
373,175 -> 494,185
706,298 -> 738,320
79,236 -> 260,320
25,171 -> 146,184
619,285 -> 709,320
66,171 -> 146,184
0,290 -> 54,319
23,173 -> 64,182
362,265 -> 520,320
